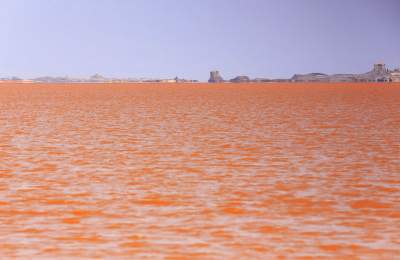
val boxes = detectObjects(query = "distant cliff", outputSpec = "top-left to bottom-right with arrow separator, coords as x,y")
230,76 -> 250,83
291,73 -> 329,82
218,63 -> 396,84
290,64 -> 392,82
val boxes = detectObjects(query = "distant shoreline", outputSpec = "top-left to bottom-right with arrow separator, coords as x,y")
1,81 -> 399,85
1,63 -> 399,84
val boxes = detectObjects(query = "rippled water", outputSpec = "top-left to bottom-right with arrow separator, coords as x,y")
0,83 -> 399,259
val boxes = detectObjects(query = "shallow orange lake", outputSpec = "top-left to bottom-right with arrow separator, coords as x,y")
0,83 -> 399,259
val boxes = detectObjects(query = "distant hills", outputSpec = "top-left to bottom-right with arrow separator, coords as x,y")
290,63 -> 394,82
209,63 -> 400,83
1,63 -> 400,83
0,74 -> 198,83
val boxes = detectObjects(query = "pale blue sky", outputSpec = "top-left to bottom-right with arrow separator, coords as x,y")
1,0 -> 399,80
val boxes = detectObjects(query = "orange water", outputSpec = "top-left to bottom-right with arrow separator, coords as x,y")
0,83 -> 399,259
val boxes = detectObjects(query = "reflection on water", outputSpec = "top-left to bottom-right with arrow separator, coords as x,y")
0,83 -> 399,259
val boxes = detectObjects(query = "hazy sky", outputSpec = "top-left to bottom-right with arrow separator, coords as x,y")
1,0 -> 399,80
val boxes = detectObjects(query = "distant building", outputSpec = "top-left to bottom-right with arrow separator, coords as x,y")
208,71 -> 224,83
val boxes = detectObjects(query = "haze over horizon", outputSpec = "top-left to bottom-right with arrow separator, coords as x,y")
1,0 -> 399,81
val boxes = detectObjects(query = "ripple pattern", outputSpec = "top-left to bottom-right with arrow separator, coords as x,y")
0,83 -> 399,259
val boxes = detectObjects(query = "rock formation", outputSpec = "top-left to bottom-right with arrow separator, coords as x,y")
230,76 -> 250,83
208,71 -> 224,83
357,63 -> 391,82
390,69 -> 400,82
328,74 -> 358,82
291,73 -> 329,82
290,64 -> 393,82
90,74 -> 108,82
253,78 -> 271,82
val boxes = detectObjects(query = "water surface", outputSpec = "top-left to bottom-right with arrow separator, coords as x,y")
0,83 -> 399,259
